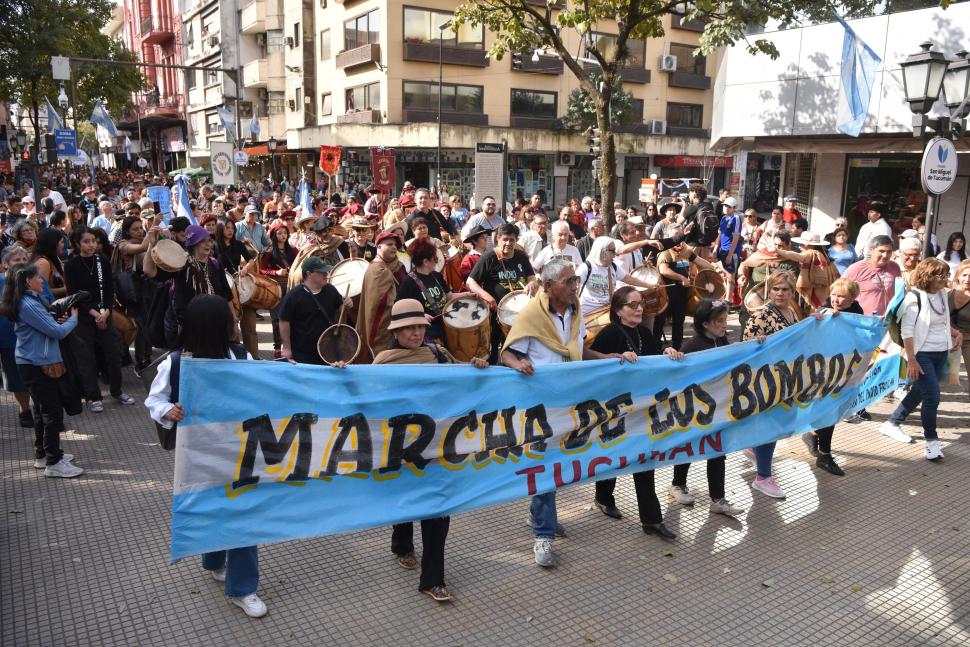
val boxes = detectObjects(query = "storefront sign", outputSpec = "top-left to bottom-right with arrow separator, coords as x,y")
210,141 -> 235,186
474,142 -> 506,210
234,150 -> 249,167
370,147 -> 396,193
638,177 -> 657,202
654,155 -> 733,169
850,158 -> 881,168
920,137 -> 957,195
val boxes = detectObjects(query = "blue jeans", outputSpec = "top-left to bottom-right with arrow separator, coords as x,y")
890,350 -> 947,440
530,492 -> 557,540
754,442 -> 776,479
202,546 -> 259,597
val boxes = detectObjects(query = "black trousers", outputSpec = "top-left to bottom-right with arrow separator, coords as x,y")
595,471 -> 662,526
671,456 -> 726,500
270,285 -> 288,351
653,284 -> 688,350
815,425 -> 835,454
18,364 -> 64,465
391,517 -> 450,590
70,319 -> 123,400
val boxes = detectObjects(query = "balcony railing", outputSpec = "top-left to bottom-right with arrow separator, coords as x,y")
582,62 -> 650,84
667,71 -> 711,90
120,93 -> 184,123
404,109 -> 488,126
240,0 -> 266,34
336,109 -> 382,124
141,14 -> 175,44
336,43 -> 382,70
403,41 -> 488,67
673,14 -> 706,32
512,54 -> 563,75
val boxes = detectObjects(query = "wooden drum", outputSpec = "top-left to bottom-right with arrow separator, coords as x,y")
442,295 -> 490,362
497,290 -> 531,336
236,274 -> 282,311
629,264 -> 668,316
583,305 -> 612,348
111,309 -> 137,347
151,239 -> 188,273
688,269 -> 725,315
329,258 -> 369,299
743,280 -> 804,319
317,323 -> 361,365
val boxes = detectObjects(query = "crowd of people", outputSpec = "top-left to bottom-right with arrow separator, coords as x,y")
0,168 -> 966,618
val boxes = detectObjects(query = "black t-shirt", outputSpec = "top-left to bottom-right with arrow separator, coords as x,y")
406,209 -> 456,240
279,283 -> 343,356
681,333 -> 730,353
468,249 -> 534,301
397,270 -> 449,338
590,322 -> 662,357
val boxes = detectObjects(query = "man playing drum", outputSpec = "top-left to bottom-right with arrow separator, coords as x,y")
279,256 -> 353,365
653,226 -> 717,350
356,230 -> 408,362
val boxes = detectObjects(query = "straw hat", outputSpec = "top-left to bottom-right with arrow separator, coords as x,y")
791,231 -> 830,247
387,299 -> 428,330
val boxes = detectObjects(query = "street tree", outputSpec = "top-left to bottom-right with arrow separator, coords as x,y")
559,72 -> 637,134
0,0 -> 143,154
454,0 -> 880,227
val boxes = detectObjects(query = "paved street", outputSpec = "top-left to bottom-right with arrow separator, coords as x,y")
3,320 -> 970,647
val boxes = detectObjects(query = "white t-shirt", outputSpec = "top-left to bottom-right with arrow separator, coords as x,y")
922,292 -> 951,352
532,244 -> 581,272
577,261 -> 627,315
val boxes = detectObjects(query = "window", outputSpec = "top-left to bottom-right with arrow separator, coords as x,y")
187,25 -> 194,49
295,86 -> 302,109
203,67 -> 219,86
666,102 -> 703,128
293,22 -> 301,45
186,68 -> 197,90
403,81 -> 484,112
403,7 -> 483,49
346,82 -> 380,111
321,92 -> 332,116
586,33 -> 645,68
206,113 -> 221,135
511,89 -> 556,119
668,43 -> 706,76
268,91 -> 286,114
202,11 -> 218,36
267,30 -> 286,52
320,29 -> 330,60
345,8 -> 379,51
629,99 -> 644,123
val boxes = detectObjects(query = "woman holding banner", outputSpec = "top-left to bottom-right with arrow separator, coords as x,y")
145,295 -> 266,618
589,286 -> 685,538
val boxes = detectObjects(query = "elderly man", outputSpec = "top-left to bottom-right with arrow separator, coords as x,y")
356,229 -> 408,362
896,237 -> 922,284
533,220 -> 581,271
576,217 -> 604,261
235,205 -> 271,252
855,206 -> 892,259
500,257 -> 620,567
519,213 -> 549,262
843,235 -> 900,316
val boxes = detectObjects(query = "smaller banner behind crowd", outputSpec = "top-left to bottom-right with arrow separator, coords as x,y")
171,313 -> 900,561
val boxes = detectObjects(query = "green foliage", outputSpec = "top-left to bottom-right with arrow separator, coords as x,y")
559,73 -> 637,133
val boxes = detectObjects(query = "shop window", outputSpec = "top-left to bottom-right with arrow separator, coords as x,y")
345,9 -> 379,51
668,43 -> 706,76
403,7 -> 483,49
586,33 -> 645,68
346,82 -> 380,111
842,155 -> 924,236
666,102 -> 703,128
403,81 -> 483,112
511,90 -> 556,119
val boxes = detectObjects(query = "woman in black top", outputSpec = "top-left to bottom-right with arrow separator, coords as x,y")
590,286 -> 684,541
669,299 -> 745,517
801,278 -> 864,477
396,238 -> 460,344
32,228 -> 67,298
63,227 -> 136,411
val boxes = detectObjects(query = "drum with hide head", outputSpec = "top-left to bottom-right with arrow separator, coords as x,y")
442,295 -> 490,362
236,273 -> 282,310
629,264 -> 668,316
151,239 -> 188,273
329,258 -> 369,299
317,324 -> 361,365
583,305 -> 613,348
497,290 -> 531,336
688,269 -> 725,315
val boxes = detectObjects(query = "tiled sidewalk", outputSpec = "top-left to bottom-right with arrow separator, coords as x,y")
2,331 -> 969,646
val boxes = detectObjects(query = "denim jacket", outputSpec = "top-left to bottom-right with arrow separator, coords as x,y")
13,292 -> 78,366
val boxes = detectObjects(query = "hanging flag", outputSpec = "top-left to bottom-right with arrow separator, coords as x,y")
45,98 -> 63,132
370,147 -> 396,194
319,145 -> 341,175
250,116 -> 260,140
216,106 -> 236,142
125,136 -> 133,161
89,100 -> 118,138
835,15 -> 882,138
298,173 -> 312,216
174,174 -> 198,226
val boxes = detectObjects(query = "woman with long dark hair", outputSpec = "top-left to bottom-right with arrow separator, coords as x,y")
32,228 -> 67,298
259,222 -> 297,358
0,262 -> 82,477
937,231 -> 966,281
589,286 -> 684,540
144,295 -> 265,617
113,215 -> 153,369
63,227 -> 136,412
216,220 -> 259,357
0,246 -> 34,427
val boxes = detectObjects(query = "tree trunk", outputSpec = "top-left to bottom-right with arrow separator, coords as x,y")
595,91 -> 617,230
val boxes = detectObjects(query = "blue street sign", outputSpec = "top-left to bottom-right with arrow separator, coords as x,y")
54,129 -> 77,157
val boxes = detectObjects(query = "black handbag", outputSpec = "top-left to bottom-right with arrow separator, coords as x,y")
114,271 -> 139,309
48,291 -> 90,319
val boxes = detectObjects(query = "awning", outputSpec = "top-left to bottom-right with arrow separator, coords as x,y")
654,155 -> 733,168
243,144 -> 288,156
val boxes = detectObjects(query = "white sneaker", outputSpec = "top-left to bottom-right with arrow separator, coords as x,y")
211,566 -> 227,583
709,498 -> 745,517
667,485 -> 696,505
229,593 -> 267,618
879,421 -> 912,444
533,538 -> 555,567
113,393 -> 136,405
44,457 -> 83,478
88,401 -> 105,413
925,439 -> 944,462
33,453 -> 73,469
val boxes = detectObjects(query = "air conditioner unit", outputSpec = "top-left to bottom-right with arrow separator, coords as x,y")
285,36 -> 295,49
257,88 -> 269,99
558,152 -> 574,166
659,54 -> 677,72
256,33 -> 266,47
208,35 -> 219,47
650,119 -> 667,135
288,99 -> 297,111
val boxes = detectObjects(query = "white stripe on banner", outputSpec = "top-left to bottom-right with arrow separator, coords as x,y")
170,312 -> 900,560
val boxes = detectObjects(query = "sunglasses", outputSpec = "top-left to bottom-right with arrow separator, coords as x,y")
623,300 -> 644,309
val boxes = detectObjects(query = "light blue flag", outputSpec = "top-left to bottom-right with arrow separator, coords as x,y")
835,16 -> 882,137
250,116 -> 260,140
298,174 -> 311,216
45,98 -> 63,132
125,136 -> 132,161
174,174 -> 198,226
216,106 -> 236,142
89,100 -> 118,138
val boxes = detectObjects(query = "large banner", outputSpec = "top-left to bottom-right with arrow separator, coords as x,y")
171,314 -> 899,561
370,147 -> 396,194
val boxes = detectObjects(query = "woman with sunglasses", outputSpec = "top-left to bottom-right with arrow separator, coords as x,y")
589,286 -> 684,538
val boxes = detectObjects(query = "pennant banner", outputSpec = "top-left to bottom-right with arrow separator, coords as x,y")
370,147 -> 396,194
319,145 -> 341,175
170,314 -> 900,561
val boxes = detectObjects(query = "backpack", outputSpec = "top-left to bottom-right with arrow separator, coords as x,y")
886,290 -> 921,347
687,202 -> 719,246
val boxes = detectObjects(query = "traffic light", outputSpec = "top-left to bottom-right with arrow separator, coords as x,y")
588,127 -> 601,155
44,133 -> 57,163
511,52 -> 523,69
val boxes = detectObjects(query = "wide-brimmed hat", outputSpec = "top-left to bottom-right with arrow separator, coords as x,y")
184,224 -> 210,247
791,231 -> 830,247
296,212 -> 317,227
280,209 -> 296,220
628,215 -> 645,225
463,224 -> 492,244
310,216 -> 332,232
660,200 -> 682,215
383,220 -> 408,239
387,299 -> 428,330
350,217 -> 375,229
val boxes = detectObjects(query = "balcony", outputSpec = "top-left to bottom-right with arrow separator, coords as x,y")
512,54 -> 563,75
336,109 -> 382,124
583,62 -> 650,84
666,126 -> 710,138
404,109 -> 488,126
242,59 -> 268,88
335,43 -> 381,71
119,93 -> 184,126
240,0 -> 265,34
141,14 -> 175,45
667,71 -> 711,90
403,41 -> 488,67
510,115 -> 557,129
673,14 -> 706,32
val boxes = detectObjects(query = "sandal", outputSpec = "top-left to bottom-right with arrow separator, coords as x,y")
421,585 -> 452,602
397,552 -> 417,570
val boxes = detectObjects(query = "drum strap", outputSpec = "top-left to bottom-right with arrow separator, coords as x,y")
303,285 -> 334,327
408,271 -> 444,316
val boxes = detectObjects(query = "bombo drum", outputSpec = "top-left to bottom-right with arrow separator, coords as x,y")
688,269 -> 725,315
743,280 -> 803,319
151,239 -> 188,273
583,305 -> 612,348
317,324 -> 361,365
442,295 -> 490,362
629,264 -> 668,316
497,290 -> 531,336
236,273 -> 282,311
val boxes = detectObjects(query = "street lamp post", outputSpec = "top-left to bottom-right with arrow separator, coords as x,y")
267,135 -> 278,184
437,20 -> 452,196
900,42 -> 970,259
